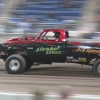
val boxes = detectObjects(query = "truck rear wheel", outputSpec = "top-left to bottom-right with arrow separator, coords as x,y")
5,54 -> 26,74
92,59 -> 100,76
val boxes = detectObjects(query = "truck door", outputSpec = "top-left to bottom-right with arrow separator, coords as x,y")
27,30 -> 66,62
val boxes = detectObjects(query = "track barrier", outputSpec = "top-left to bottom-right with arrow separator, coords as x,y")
0,91 -> 100,100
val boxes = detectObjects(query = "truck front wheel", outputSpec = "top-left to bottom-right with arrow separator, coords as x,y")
25,59 -> 33,70
92,59 -> 100,76
5,54 -> 26,74
23,56 -> 33,70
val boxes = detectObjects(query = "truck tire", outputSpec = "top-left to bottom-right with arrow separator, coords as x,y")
25,59 -> 33,70
92,59 -> 100,76
5,54 -> 26,74
23,56 -> 33,70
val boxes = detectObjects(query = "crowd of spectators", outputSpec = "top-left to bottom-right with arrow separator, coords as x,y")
95,1 -> 100,32
0,0 -> 86,33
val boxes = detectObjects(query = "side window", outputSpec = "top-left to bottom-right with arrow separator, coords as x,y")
44,31 -> 55,40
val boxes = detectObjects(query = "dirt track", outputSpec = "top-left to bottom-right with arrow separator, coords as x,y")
0,60 -> 100,95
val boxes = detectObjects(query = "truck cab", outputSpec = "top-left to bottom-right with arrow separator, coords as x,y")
36,29 -> 69,43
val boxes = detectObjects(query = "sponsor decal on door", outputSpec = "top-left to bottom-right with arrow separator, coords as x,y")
66,56 -> 74,62
78,58 -> 86,62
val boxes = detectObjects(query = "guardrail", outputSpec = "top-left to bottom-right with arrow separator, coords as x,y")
0,92 -> 100,100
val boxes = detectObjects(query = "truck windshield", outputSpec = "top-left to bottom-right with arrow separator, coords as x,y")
39,32 -> 46,40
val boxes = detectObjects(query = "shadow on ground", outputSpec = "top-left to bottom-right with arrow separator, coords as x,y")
23,65 -> 94,77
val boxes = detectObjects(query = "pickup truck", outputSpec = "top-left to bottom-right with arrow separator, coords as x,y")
0,29 -> 100,76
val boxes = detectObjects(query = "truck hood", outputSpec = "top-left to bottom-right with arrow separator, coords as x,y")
2,36 -> 36,45
69,39 -> 100,46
